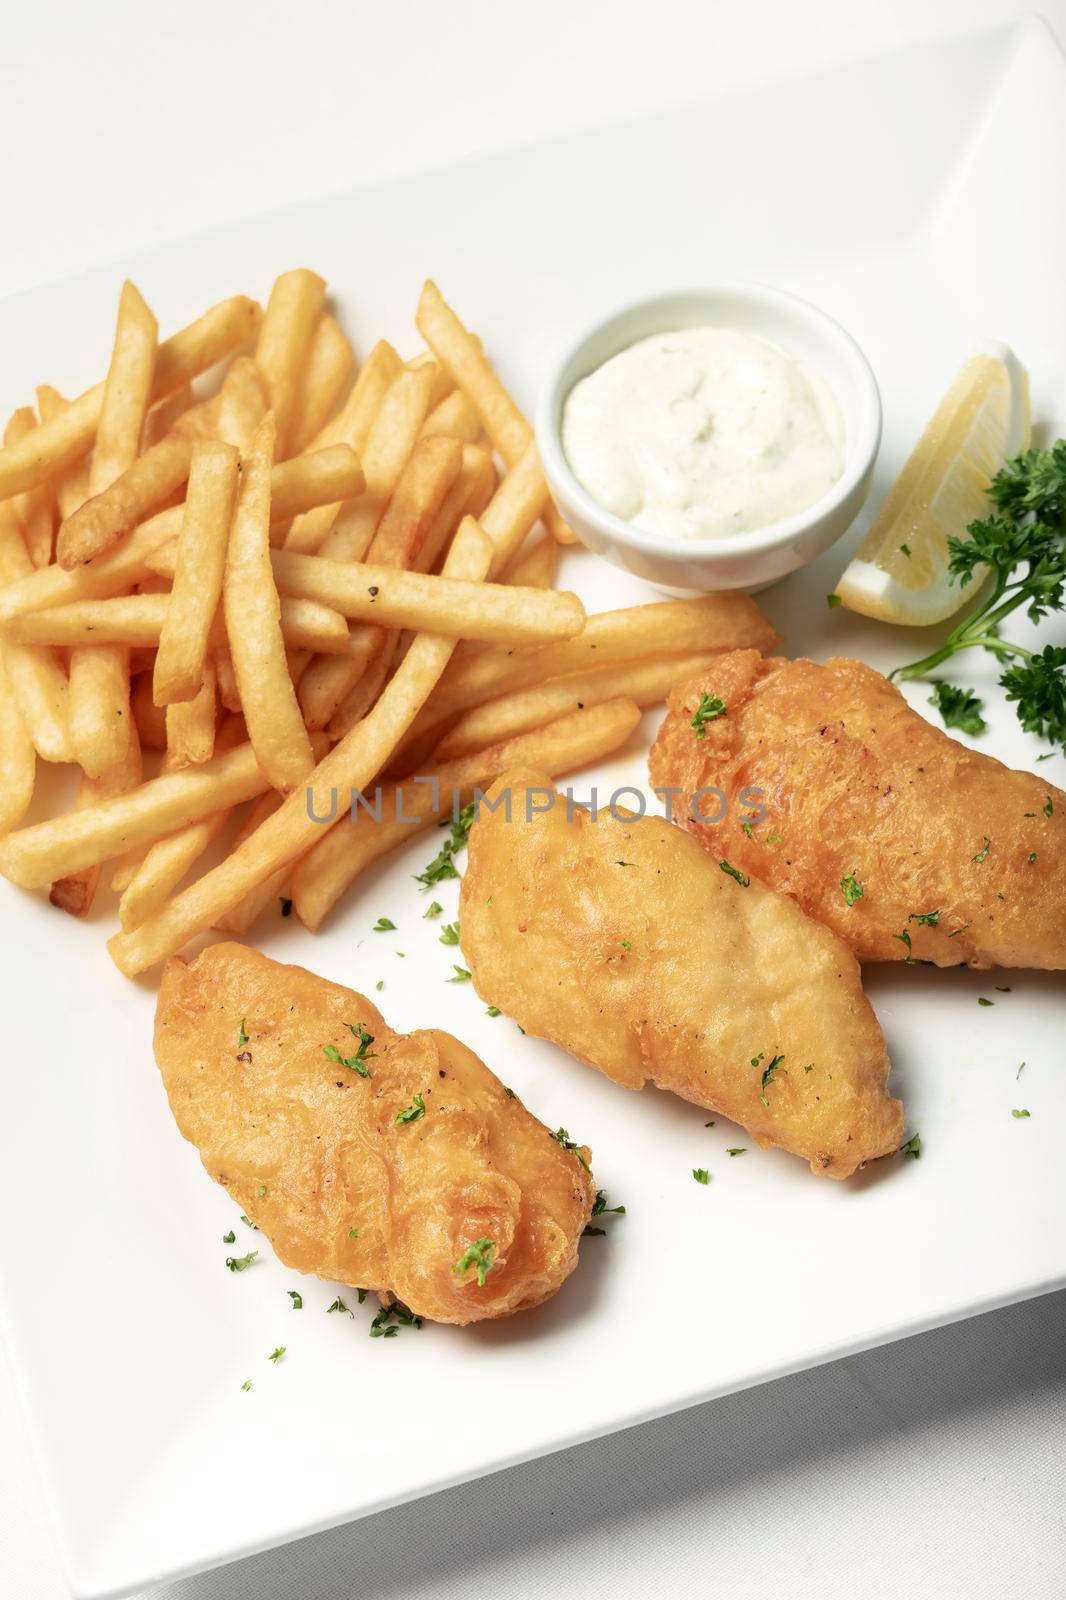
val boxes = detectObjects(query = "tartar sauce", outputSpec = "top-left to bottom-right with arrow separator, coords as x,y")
561,326 -> 844,540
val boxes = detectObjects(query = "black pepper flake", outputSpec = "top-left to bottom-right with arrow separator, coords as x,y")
368,586 -> 379,597
236,1050 -> 252,1063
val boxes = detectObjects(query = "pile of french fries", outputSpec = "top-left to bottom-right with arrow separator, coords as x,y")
0,269 -> 775,976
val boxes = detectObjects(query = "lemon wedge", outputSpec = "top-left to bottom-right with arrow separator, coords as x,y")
835,341 -> 1030,625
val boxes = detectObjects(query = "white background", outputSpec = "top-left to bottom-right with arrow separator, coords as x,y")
1,2 -> 1064,1596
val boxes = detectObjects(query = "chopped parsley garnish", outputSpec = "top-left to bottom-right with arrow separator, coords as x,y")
453,1236 -> 496,1287
240,1379 -> 252,1391
927,682 -> 988,736
759,1054 -> 784,1105
840,872 -> 864,906
909,909 -> 940,926
375,980 -> 384,990
1017,1062 -> 1026,1078
395,1092 -> 426,1124
257,1184 -> 267,1197
692,1168 -> 710,1185
240,1214 -> 258,1230
268,1347 -> 285,1363
424,901 -> 443,919
726,1147 -> 747,1157
370,1300 -> 422,1338
900,1133 -> 922,1159
238,1019 -> 249,1047
690,692 -> 726,738
892,444 -> 1066,752
503,1086 -> 515,1098
447,965 -> 472,983
615,859 -> 635,867
971,837 -> 991,864
826,593 -> 843,608
287,1290 -> 303,1309
415,803 -> 475,888
348,1227 -> 359,1238
1012,1108 -> 1031,1119
357,1288 -> 368,1303
373,916 -> 396,932
583,1189 -> 626,1235
439,921 -> 461,946
326,1297 -> 350,1315
223,1230 -> 236,1244
1045,794 -> 1055,817
719,859 -> 749,887
893,928 -> 915,963
553,1127 -> 591,1170
225,1251 -> 258,1272
323,1024 -> 375,1078
280,897 -> 293,917
977,997 -> 994,1007
620,938 -> 632,952
741,822 -> 754,839
900,543 -> 912,557
486,1005 -> 501,1018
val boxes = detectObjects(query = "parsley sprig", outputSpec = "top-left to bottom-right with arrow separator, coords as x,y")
323,1023 -> 375,1078
690,692 -> 726,738
453,1237 -> 496,1287
892,444 -> 1066,752
415,803 -> 476,888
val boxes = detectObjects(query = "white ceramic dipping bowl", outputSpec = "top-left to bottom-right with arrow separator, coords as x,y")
535,283 -> 881,594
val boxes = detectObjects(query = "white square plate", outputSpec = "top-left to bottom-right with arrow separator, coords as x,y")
1,17 -> 1064,1598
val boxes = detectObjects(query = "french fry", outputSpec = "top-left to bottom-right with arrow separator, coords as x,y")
214,638 -> 241,712
57,429 -> 194,568
141,384 -> 194,450
292,697 -> 642,929
0,294 -> 261,500
0,653 -> 35,835
360,363 -> 438,498
297,435 -> 463,730
324,629 -> 394,741
418,387 -> 483,444
216,357 -> 268,453
0,734 -> 304,888
307,338 -> 402,453
68,645 -> 134,779
291,315 -> 354,453
0,504 -> 73,762
115,715 -> 248,916
223,414 -> 313,790
152,441 -> 239,704
269,549 -> 585,642
479,441 -> 550,575
501,530 -> 557,589
212,791 -> 287,934
88,280 -> 158,498
130,670 -> 167,749
413,444 -> 495,576
49,715 -> 142,916
0,446 -> 365,626
254,269 -> 327,454
35,386 -> 89,522
434,651 -> 729,761
165,658 -> 216,767
266,336 -> 395,554
4,409 -> 55,568
317,494 -> 382,562
407,349 -> 455,410
404,593 -> 780,747
416,279 -> 576,544
106,517 -> 493,976
119,808 -> 230,931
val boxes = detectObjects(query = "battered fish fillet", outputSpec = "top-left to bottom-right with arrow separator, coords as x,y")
649,652 -> 1066,970
460,772 -> 903,1178
154,943 -> 595,1325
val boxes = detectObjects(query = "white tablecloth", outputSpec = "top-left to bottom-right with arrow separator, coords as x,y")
1,2 -> 1064,1595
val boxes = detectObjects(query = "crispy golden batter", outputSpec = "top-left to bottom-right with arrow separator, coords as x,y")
154,943 -> 594,1324
649,652 -> 1066,970
460,772 -> 902,1178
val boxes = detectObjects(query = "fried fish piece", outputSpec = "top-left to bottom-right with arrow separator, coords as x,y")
460,771 -> 902,1178
154,943 -> 594,1324
649,651 -> 1066,970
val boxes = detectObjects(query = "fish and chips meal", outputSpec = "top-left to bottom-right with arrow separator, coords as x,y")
0,264 -> 1061,1333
